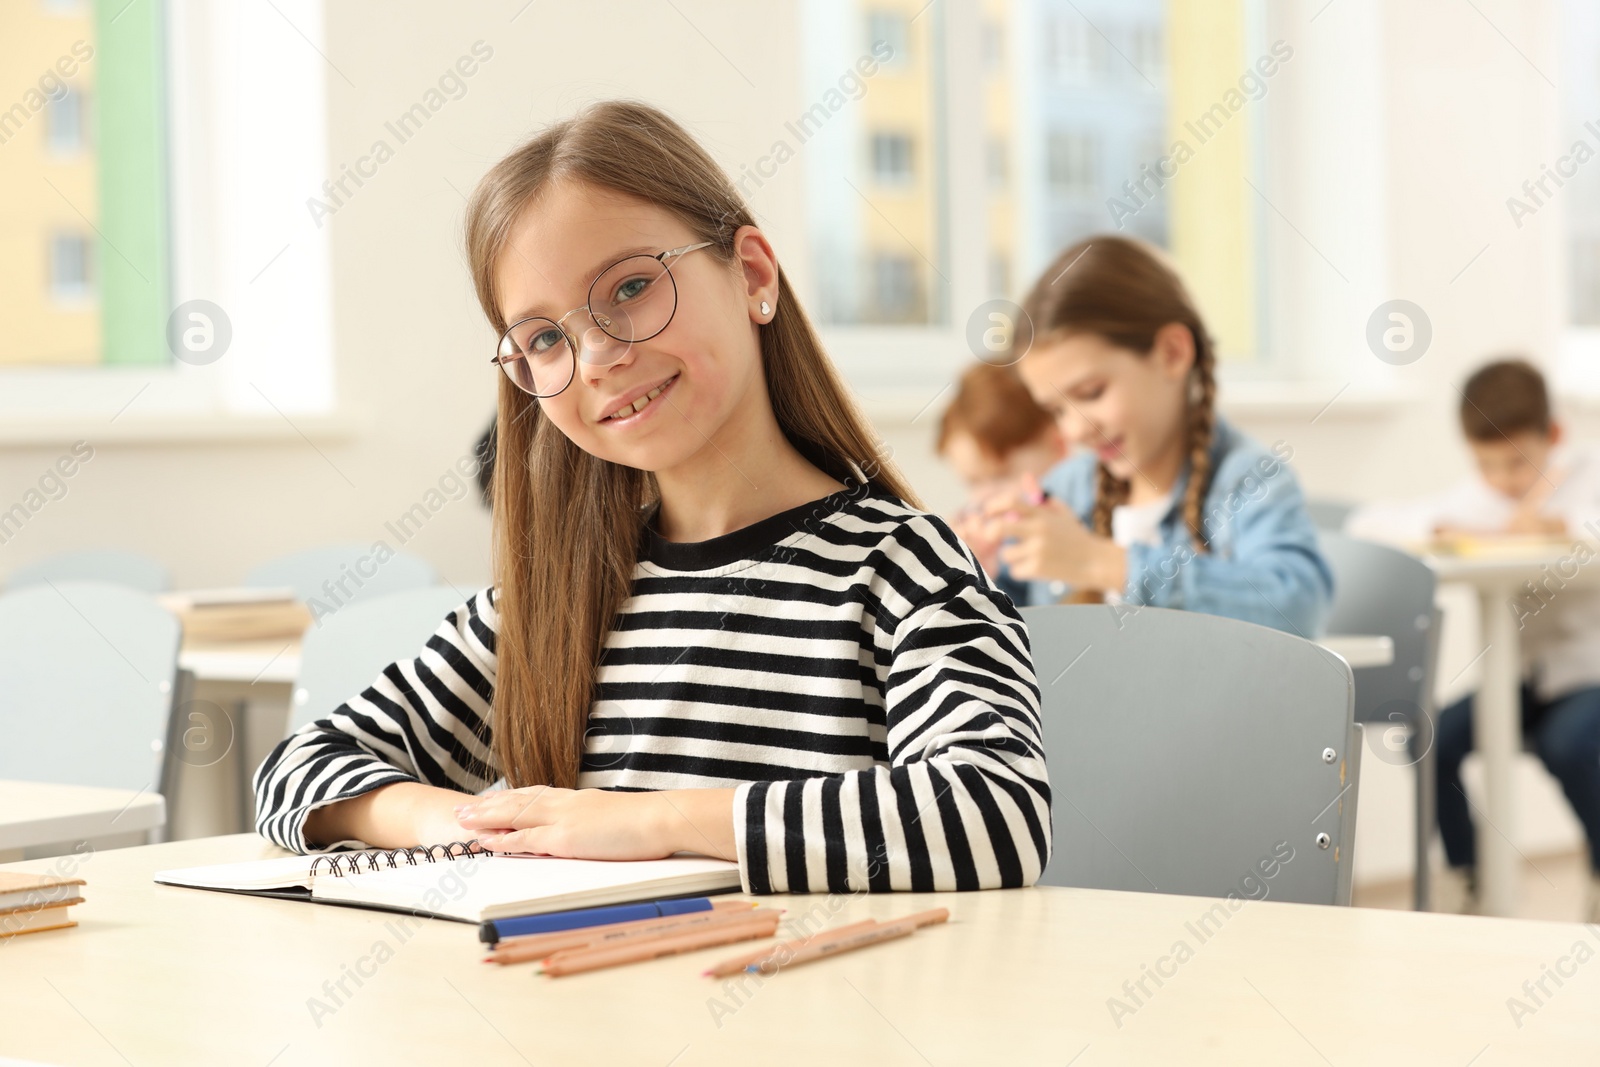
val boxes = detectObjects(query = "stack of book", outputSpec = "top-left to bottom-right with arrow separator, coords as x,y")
0,871 -> 85,938
156,587 -> 312,643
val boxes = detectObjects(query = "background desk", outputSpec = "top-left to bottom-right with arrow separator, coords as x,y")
0,781 -> 164,862
2,835 -> 1595,1065
1426,547 -> 1598,918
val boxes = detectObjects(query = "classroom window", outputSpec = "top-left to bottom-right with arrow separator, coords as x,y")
866,10 -> 908,63
870,132 -> 915,185
44,88 -> 88,154
1046,131 -> 1099,195
870,254 -> 922,322
986,135 -> 1008,189
799,0 -> 1272,390
2,1 -> 167,367
48,232 -> 93,303
1560,0 -> 1600,329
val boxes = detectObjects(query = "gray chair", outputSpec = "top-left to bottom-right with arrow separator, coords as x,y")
1320,531 -> 1442,910
0,581 -> 180,798
1025,604 -> 1361,906
245,544 -> 437,608
6,549 -> 170,593
289,585 -> 476,733
1306,498 -> 1357,532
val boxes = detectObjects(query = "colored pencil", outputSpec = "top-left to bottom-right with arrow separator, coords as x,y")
700,919 -> 879,978
485,904 -> 766,965
741,908 -> 950,976
537,911 -> 782,977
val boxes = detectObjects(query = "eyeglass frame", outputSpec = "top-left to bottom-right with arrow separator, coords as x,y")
488,241 -> 715,399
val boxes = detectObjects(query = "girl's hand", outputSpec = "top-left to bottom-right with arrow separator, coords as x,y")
453,786 -> 737,862
981,485 -> 1127,591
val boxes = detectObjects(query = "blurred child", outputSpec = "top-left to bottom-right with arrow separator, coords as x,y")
939,362 -> 1066,576
979,235 -> 1332,636
1347,358 -> 1600,919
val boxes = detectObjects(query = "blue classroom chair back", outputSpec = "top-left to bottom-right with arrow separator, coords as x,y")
0,581 -> 180,792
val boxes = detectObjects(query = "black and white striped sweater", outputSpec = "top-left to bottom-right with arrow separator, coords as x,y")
253,481 -> 1051,894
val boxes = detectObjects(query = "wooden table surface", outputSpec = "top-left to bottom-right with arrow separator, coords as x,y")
2,834 -> 1596,1065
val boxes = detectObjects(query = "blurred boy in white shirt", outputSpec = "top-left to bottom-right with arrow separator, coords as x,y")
1348,358 -> 1600,920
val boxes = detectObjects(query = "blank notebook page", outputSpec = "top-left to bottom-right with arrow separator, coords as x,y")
314,853 -> 742,922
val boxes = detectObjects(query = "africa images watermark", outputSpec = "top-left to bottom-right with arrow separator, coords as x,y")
1107,39 -> 1294,230
1507,520 -> 1600,632
305,40 -> 494,228
1505,119 -> 1600,230
1504,922 -> 1600,1030
0,441 -> 95,547
305,445 -> 487,625
732,39 -> 895,204
1105,439 -> 1298,630
0,40 -> 94,148
1106,840 -> 1297,1029
304,849 -> 490,1028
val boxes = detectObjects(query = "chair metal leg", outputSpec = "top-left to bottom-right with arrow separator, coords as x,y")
1413,725 -> 1436,910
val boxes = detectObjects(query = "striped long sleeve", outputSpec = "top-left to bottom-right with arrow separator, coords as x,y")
253,482 -> 1052,894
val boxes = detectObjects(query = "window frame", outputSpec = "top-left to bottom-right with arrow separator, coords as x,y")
0,0 -> 342,443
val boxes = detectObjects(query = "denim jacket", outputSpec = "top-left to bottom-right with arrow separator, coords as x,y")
998,416 -> 1334,638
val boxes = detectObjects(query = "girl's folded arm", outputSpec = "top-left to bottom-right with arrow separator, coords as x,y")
733,572 -> 1051,894
251,588 -> 501,854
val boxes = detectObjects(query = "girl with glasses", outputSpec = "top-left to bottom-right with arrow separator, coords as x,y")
253,101 -> 1050,895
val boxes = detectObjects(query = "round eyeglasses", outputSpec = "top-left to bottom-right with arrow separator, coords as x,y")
490,241 -> 713,398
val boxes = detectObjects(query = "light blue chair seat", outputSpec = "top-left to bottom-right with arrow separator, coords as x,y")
289,586 -> 480,734
0,581 -> 180,794
245,544 -> 437,609
6,549 -> 170,594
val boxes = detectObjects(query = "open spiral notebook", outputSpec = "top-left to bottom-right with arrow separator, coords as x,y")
153,843 -> 742,924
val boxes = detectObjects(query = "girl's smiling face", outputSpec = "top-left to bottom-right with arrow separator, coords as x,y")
1016,324 -> 1193,483
492,179 -> 772,472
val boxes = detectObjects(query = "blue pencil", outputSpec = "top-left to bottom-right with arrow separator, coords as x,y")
478,897 -> 718,944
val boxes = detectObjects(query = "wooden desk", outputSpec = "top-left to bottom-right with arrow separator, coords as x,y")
0,780 -> 165,861
2,835 -> 1596,1064
1318,633 -> 1394,670
1425,547 -> 1600,919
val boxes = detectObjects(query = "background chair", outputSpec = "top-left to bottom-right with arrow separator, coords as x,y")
289,585 -> 475,733
1305,498 -> 1357,532
0,581 -> 180,800
5,549 -> 170,594
245,543 -> 437,607
1320,531 -> 1442,910
1025,604 -> 1361,906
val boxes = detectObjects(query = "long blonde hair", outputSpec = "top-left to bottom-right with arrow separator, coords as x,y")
1019,236 -> 1218,602
464,100 -> 919,789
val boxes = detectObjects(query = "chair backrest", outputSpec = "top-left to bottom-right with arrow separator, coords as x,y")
1024,604 -> 1360,906
1305,498 -> 1356,532
245,544 -> 437,608
1319,532 -> 1440,727
6,549 -> 170,594
0,581 -> 180,791
290,586 -> 474,733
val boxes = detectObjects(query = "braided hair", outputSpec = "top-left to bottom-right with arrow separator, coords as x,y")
1017,236 -> 1219,603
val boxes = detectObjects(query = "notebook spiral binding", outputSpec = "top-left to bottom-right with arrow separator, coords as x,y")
308,841 -> 491,878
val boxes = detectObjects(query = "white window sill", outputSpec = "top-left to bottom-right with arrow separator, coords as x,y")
0,409 -> 363,447
854,378 -> 1418,428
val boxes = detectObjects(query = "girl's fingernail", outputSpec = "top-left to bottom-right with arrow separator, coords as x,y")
455,805 -> 472,816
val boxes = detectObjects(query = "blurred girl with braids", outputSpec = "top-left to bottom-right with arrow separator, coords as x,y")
980,235 -> 1332,636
